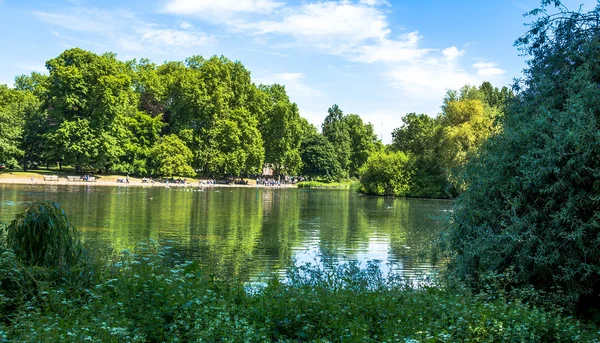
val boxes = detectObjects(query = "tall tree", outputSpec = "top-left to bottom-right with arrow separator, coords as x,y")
150,134 -> 194,177
300,132 -> 340,181
43,48 -> 136,172
257,84 -> 303,176
322,104 -> 351,178
14,72 -> 50,170
447,1 -> 600,312
0,85 -> 28,166
344,114 -> 380,177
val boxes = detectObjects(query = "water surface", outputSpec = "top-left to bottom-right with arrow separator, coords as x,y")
0,184 -> 452,280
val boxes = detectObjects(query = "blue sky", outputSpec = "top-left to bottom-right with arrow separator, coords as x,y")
0,0 -> 594,142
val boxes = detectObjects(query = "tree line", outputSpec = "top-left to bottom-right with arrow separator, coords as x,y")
0,47 -> 513,199
0,49 -> 381,180
359,82 -> 512,198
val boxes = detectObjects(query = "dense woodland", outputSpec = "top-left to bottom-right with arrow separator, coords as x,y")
0,47 -> 513,199
0,50 -> 381,180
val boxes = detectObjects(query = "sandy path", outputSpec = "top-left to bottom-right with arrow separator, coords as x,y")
0,177 -> 297,189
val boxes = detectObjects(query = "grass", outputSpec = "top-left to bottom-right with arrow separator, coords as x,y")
0,202 -> 598,342
0,241 -> 598,342
297,180 -> 361,190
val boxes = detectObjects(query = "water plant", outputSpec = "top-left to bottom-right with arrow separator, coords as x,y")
3,201 -> 83,269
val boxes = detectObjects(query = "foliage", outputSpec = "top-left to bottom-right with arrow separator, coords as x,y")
322,104 -> 352,178
359,150 -> 412,196
345,114 -> 381,177
296,180 -> 361,189
299,132 -> 341,181
385,82 -> 507,199
0,85 -> 35,167
446,0 -> 600,314
320,105 -> 380,179
1,242 -> 597,342
3,201 -> 83,269
257,84 -> 303,176
150,134 -> 194,177
42,49 -> 135,172
391,113 -> 448,198
437,96 -> 500,192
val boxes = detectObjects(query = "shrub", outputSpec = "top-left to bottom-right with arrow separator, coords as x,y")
445,2 -> 600,314
3,201 -> 83,269
359,151 -> 412,196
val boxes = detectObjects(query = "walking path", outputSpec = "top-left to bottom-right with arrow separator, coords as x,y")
0,173 -> 297,189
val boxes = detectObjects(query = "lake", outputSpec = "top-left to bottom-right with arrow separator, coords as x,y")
0,184 -> 452,281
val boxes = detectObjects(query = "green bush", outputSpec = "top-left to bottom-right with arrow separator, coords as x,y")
359,151 -> 412,196
3,249 -> 598,342
445,2 -> 600,314
3,201 -> 83,269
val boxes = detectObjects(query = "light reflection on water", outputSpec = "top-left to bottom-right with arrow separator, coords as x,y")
0,184 -> 452,281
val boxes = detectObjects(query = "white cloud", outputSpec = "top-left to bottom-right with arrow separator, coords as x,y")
35,7 -> 213,55
442,46 -> 464,60
179,21 -> 193,29
385,57 -> 477,100
359,0 -> 389,6
348,32 -> 432,63
135,26 -> 212,48
245,2 -> 390,44
255,72 -> 322,97
164,0 -> 283,19
473,62 -> 506,77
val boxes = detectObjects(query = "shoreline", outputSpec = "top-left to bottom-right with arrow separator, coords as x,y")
0,177 -> 298,189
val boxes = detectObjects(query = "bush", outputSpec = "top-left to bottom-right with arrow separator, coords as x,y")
359,151 -> 412,196
3,248 -> 598,343
445,2 -> 600,315
3,201 -> 83,269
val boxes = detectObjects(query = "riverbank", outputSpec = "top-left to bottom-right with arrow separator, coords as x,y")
0,171 -> 297,189
1,240 -> 597,342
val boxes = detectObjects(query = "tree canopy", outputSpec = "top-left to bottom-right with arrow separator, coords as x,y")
446,0 -> 600,313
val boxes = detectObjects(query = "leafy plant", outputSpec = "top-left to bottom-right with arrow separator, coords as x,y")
445,0 -> 600,314
3,201 -> 83,269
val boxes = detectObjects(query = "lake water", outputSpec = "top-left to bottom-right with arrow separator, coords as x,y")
0,184 -> 452,281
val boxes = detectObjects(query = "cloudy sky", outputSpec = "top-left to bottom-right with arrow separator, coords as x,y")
0,0 -> 593,142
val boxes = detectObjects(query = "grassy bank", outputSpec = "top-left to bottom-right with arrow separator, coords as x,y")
297,180 -> 361,190
1,241 -> 598,342
1,202 -> 598,342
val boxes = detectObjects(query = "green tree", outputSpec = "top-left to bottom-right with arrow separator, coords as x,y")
345,114 -> 380,177
322,104 -> 351,178
14,72 -> 50,170
437,94 -> 501,193
391,113 -> 438,156
116,111 -> 165,175
150,134 -> 194,177
359,151 -> 412,196
257,84 -> 303,176
300,133 -> 340,181
163,56 -> 262,176
391,113 -> 447,198
0,85 -> 30,166
447,1 -> 600,313
43,48 -> 136,172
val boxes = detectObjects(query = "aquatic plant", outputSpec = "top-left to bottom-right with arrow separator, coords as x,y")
3,201 -> 83,269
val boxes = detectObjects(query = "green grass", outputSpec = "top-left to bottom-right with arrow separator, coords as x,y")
0,203 -> 598,342
0,242 -> 598,343
297,180 -> 361,190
